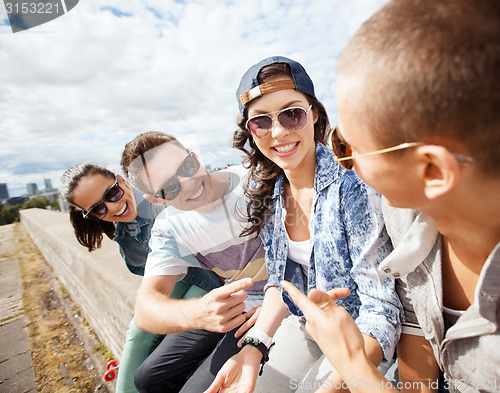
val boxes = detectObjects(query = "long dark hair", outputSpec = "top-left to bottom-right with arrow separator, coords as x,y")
233,63 -> 331,237
61,162 -> 116,252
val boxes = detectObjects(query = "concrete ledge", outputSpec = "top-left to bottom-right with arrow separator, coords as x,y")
20,208 -> 142,360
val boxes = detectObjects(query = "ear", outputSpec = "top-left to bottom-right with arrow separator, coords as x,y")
311,106 -> 319,125
143,193 -> 168,206
416,145 -> 461,200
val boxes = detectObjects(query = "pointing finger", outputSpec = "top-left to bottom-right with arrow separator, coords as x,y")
213,278 -> 254,300
282,281 -> 314,313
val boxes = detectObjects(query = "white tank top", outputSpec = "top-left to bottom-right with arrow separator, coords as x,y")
285,228 -> 310,272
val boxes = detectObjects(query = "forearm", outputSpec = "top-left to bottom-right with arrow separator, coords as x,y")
236,286 -> 288,369
317,334 -> 386,393
135,275 -> 252,335
252,286 -> 288,336
397,334 -> 439,393
134,284 -> 200,334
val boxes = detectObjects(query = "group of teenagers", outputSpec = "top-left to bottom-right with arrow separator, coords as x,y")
60,0 -> 499,392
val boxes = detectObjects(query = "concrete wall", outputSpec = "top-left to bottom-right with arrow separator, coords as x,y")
20,208 -> 142,359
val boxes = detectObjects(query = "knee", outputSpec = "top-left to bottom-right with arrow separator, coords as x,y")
134,362 -> 154,393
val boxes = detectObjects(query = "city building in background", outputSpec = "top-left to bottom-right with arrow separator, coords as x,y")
6,196 -> 29,206
44,178 -> 52,190
0,183 -> 9,200
27,183 -> 38,196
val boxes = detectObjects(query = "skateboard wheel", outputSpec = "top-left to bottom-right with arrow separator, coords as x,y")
106,359 -> 118,370
104,368 -> 116,381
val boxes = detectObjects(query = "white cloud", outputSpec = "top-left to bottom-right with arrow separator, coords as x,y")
0,0 -> 387,197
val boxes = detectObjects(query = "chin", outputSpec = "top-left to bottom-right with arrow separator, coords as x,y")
382,196 -> 413,209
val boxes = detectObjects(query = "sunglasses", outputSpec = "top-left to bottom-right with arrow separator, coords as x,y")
331,127 -> 475,170
331,127 -> 423,170
82,177 -> 124,220
153,151 -> 201,201
245,105 -> 312,139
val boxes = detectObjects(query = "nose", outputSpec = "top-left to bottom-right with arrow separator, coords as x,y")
178,176 -> 197,194
270,117 -> 290,140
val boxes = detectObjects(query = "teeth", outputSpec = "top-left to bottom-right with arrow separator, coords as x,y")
274,142 -> 298,153
116,203 -> 127,216
188,184 -> 204,200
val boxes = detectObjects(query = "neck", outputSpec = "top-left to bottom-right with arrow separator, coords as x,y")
423,178 -> 500,270
283,149 -> 316,191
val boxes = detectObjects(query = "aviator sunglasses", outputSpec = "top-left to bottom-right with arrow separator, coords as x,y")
331,127 -> 474,170
331,127 -> 423,170
82,177 -> 124,220
245,105 -> 312,139
153,151 -> 201,201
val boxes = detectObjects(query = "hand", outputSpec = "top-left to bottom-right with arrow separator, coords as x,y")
143,193 -> 168,205
204,345 -> 262,393
194,278 -> 254,333
234,306 -> 261,343
282,281 -> 366,372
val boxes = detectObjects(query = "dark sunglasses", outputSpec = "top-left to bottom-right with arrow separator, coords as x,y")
153,152 -> 201,201
82,177 -> 124,220
245,105 -> 312,139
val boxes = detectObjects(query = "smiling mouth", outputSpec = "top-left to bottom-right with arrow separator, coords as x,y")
273,142 -> 298,154
115,203 -> 127,216
188,183 -> 204,200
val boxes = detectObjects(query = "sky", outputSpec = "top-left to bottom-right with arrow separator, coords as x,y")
0,0 -> 388,198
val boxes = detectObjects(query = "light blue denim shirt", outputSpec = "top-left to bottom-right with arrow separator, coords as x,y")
260,142 -> 403,361
114,188 -> 165,275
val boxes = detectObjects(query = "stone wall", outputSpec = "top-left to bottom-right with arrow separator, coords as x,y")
20,208 -> 142,360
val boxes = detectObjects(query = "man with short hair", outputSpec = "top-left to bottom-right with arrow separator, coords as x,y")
282,0 -> 500,392
121,131 -> 267,392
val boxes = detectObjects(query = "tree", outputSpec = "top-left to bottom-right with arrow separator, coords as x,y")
50,199 -> 60,211
22,197 -> 50,210
0,205 -> 20,225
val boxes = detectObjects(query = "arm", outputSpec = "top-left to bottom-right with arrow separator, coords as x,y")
317,335 -> 383,393
205,286 -> 289,393
134,275 -> 253,334
343,180 -> 402,362
282,281 -> 398,393
397,334 -> 439,393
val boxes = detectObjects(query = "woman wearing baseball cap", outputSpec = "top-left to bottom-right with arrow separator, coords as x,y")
205,57 -> 403,392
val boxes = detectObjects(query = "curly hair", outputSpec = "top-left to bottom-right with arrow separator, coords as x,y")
61,162 -> 116,252
233,63 -> 331,237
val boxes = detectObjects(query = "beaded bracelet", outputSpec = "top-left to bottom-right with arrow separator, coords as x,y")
241,337 -> 275,376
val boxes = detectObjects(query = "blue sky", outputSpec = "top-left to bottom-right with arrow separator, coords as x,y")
0,0 -> 388,197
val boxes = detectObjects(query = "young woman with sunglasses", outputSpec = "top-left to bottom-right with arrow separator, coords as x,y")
206,57 -> 403,393
61,160 -> 223,393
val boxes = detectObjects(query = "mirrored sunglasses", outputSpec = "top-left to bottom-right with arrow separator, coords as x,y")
82,178 -> 124,220
154,152 -> 201,201
245,105 -> 312,139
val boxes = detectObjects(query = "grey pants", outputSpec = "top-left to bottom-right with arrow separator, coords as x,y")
253,314 -> 329,393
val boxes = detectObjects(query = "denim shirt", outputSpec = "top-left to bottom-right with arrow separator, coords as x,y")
114,188 -> 165,276
260,142 -> 403,361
